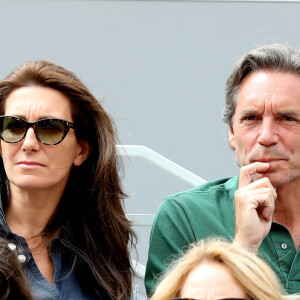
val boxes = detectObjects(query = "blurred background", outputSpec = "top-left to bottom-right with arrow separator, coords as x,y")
1,0 -> 300,298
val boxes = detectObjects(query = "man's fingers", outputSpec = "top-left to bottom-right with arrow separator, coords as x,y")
239,178 -> 277,196
262,206 -> 274,221
235,162 -> 276,252
235,187 -> 276,223
236,187 -> 276,207
239,162 -> 270,187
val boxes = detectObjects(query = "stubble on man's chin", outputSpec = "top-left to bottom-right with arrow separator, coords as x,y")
250,174 -> 259,182
249,173 -> 267,183
251,172 -> 290,187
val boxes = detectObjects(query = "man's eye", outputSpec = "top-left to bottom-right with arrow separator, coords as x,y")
284,116 -> 296,121
244,115 -> 256,121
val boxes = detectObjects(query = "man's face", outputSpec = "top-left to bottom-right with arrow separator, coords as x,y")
229,70 -> 300,187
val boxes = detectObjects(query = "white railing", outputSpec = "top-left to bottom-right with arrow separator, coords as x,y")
119,145 -> 206,226
131,259 -> 146,280
119,145 -> 206,298
117,145 -> 206,187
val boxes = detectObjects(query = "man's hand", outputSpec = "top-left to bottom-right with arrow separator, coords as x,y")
233,162 -> 277,252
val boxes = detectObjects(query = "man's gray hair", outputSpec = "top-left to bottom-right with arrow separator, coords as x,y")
223,44 -> 300,127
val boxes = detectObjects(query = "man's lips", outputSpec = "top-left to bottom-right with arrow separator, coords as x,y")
253,158 -> 283,163
249,159 -> 285,173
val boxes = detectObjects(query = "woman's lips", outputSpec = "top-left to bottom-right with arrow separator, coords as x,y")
18,161 -> 44,168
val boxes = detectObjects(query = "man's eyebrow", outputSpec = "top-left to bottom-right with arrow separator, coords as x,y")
238,109 -> 259,117
278,110 -> 300,117
238,110 -> 300,118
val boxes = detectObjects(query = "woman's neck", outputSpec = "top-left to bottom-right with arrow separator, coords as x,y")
5,184 -> 63,239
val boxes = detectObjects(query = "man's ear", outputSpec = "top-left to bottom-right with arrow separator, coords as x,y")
228,126 -> 235,150
73,139 -> 91,166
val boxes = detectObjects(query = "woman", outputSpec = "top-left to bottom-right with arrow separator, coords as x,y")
0,60 -> 136,300
0,237 -> 34,300
150,239 -> 300,300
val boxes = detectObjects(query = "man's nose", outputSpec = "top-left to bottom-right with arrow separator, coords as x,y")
21,127 -> 40,152
257,119 -> 279,146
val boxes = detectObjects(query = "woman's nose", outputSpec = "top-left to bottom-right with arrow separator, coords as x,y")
21,128 -> 40,152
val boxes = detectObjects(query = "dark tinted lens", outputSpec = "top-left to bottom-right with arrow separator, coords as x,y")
0,117 -> 26,142
36,119 -> 65,145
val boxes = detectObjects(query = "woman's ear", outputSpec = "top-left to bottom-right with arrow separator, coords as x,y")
73,139 -> 91,166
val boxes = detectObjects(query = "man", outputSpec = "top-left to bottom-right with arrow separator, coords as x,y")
145,44 -> 300,296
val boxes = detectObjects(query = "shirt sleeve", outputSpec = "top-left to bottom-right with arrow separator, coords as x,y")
144,197 -> 196,296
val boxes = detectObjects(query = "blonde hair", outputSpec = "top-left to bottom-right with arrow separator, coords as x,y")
150,239 -> 300,300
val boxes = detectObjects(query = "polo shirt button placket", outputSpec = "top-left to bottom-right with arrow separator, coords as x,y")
281,242 -> 288,250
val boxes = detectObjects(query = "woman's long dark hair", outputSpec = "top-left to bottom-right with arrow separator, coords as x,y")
0,61 -> 136,300
0,238 -> 34,300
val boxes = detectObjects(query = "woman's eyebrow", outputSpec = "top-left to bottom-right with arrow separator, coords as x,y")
3,114 -> 60,120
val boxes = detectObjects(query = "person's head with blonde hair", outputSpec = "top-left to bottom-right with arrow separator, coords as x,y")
150,239 -> 300,300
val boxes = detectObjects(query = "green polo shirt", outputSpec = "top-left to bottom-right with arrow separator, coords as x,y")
145,176 -> 300,296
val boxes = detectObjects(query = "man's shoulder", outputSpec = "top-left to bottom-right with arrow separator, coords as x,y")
151,176 -> 238,241
162,176 -> 238,208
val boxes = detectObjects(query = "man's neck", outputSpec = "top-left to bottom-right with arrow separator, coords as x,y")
273,180 -> 300,249
275,180 -> 300,221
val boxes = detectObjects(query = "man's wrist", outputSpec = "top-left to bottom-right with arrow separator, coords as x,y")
233,237 -> 260,253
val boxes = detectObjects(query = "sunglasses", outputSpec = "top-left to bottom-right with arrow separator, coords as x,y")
0,116 -> 76,146
171,298 -> 250,300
